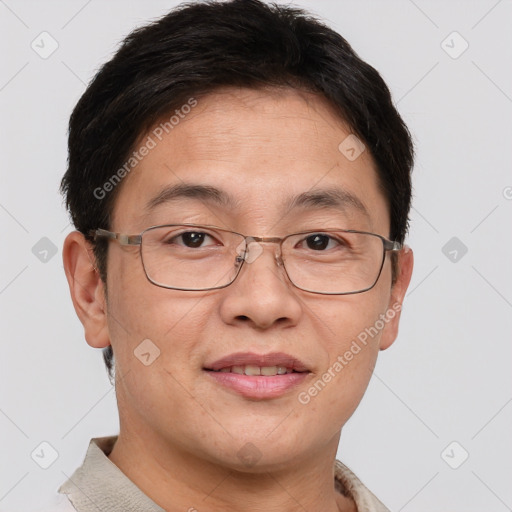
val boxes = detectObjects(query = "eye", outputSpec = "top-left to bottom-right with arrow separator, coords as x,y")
168,231 -> 218,248
300,233 -> 342,251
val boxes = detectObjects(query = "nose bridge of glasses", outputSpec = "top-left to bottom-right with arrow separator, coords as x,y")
237,235 -> 284,265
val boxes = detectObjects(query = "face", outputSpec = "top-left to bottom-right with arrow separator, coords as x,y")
65,87 -> 412,471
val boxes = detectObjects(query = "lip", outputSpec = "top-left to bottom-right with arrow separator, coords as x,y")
204,352 -> 310,400
205,351 -> 309,372
206,371 -> 309,399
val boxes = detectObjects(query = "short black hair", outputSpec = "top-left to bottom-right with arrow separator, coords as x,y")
61,0 -> 414,378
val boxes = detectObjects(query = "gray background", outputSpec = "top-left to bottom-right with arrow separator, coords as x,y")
1,0 -> 511,510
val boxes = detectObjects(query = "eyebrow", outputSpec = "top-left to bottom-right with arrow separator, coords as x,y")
283,188 -> 369,218
144,182 -> 369,218
145,183 -> 236,211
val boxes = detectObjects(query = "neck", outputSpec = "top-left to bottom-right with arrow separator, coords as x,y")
108,425 -> 356,512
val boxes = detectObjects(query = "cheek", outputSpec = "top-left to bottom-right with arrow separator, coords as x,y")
106,286 -> 217,430
298,343 -> 378,438
316,289 -> 389,354
108,288 -> 213,366
299,293 -> 389,428
107,244 -> 202,333
105,248 -> 217,380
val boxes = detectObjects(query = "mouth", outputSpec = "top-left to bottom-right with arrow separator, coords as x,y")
204,351 -> 309,372
208,365 -> 302,376
203,352 -> 310,399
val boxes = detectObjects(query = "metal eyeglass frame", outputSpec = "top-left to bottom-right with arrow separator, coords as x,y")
90,224 -> 402,295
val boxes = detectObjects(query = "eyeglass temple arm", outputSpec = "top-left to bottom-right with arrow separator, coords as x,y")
90,228 -> 142,246
383,239 -> 403,251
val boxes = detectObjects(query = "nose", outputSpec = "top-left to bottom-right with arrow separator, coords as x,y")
219,239 -> 302,330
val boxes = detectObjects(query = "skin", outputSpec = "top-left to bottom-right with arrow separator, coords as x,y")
63,87 -> 413,512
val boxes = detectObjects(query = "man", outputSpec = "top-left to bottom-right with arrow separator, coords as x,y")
56,0 -> 414,510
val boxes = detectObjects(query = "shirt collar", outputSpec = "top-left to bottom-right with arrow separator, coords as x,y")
59,436 -> 389,512
59,437 -> 164,512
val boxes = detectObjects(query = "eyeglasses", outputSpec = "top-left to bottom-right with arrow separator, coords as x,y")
91,224 -> 402,295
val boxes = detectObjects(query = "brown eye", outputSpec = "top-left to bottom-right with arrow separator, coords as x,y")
181,232 -> 207,248
164,231 -> 218,248
305,234 -> 330,250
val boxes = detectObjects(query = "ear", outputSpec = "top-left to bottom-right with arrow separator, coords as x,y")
379,246 -> 414,350
62,231 -> 110,349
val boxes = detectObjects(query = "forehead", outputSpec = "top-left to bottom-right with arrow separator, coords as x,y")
111,87 -> 389,234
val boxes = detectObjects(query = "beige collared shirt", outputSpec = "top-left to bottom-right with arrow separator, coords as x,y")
46,436 -> 390,512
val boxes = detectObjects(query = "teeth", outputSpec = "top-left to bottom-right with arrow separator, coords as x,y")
216,365 -> 296,375
244,365 -> 261,376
